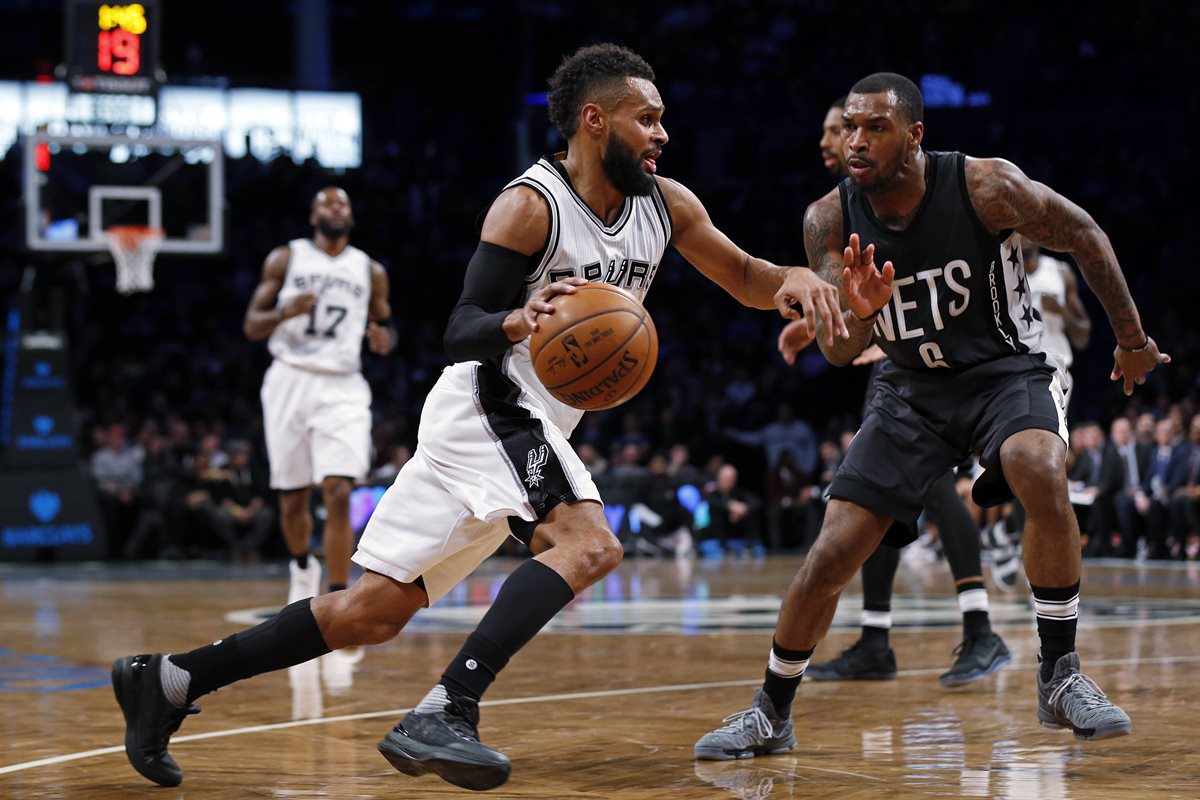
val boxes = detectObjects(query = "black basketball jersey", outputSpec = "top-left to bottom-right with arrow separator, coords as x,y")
840,151 -> 1044,371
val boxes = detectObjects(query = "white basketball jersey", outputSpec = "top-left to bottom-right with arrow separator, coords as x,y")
1027,254 -> 1073,370
494,157 -> 672,435
268,238 -> 373,374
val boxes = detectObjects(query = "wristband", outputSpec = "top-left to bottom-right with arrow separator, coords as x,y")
373,317 -> 399,348
1117,338 -> 1150,353
851,309 -> 878,324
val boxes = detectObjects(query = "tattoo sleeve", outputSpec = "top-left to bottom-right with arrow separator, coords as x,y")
803,194 -> 874,366
968,159 -> 1144,347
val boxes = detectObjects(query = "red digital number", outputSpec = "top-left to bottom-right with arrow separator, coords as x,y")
97,29 -> 141,75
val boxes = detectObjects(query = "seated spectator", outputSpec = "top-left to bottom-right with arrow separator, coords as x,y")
799,438 -> 845,544
702,464 -> 764,556
630,452 -> 694,557
175,451 -> 226,558
89,422 -> 144,556
1168,416 -> 1200,560
1111,416 -> 1152,558
210,440 -> 277,562
765,449 -> 809,551
1067,421 -> 1122,556
121,433 -> 185,559
1136,418 -> 1190,559
666,442 -> 703,487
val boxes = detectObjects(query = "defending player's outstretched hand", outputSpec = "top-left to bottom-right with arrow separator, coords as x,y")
842,233 -> 895,320
777,319 -> 818,365
1111,336 -> 1170,396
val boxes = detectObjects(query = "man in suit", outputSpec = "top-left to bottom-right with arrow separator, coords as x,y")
1068,422 -> 1123,556
1168,417 -> 1200,560
1111,417 -> 1153,558
1137,418 -> 1190,558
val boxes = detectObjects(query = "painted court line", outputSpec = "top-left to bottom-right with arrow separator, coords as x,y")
5,654 -> 1200,777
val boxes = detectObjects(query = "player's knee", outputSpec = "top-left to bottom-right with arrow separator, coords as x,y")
571,528 -> 623,580
1004,444 -> 1067,498
322,478 -> 353,509
331,599 -> 404,645
354,618 -> 404,645
803,549 -> 858,597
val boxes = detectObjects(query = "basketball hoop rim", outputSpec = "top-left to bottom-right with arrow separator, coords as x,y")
105,224 -> 165,252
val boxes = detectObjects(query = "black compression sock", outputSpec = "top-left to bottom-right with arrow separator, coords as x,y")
861,624 -> 890,650
168,598 -> 331,703
1031,580 -> 1080,682
763,640 -> 813,717
293,553 -> 309,570
440,559 -> 574,701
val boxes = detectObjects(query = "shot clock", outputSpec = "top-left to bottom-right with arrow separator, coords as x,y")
64,0 -> 161,94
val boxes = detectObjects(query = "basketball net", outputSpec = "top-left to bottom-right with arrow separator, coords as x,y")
106,225 -> 164,295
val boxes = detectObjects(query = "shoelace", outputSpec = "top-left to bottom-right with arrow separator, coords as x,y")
829,640 -> 870,663
715,706 -> 774,740
443,697 -> 482,742
950,635 -> 992,658
1048,672 -> 1110,712
154,705 -> 200,750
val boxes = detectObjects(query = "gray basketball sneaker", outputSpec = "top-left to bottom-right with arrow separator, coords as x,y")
1037,653 -> 1132,740
694,689 -> 796,761
378,688 -> 511,791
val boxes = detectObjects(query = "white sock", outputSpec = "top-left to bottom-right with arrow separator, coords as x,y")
159,655 -> 191,707
414,683 -> 450,714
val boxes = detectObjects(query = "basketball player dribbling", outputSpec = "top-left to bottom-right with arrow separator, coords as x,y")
111,43 -> 843,792
783,97 -> 1012,687
696,72 -> 1168,761
244,187 -> 394,604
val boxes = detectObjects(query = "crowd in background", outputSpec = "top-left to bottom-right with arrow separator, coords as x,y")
1,2 -> 1197,564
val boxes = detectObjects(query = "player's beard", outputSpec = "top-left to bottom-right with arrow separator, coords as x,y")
602,132 -> 656,197
316,219 -> 353,239
854,154 -> 905,194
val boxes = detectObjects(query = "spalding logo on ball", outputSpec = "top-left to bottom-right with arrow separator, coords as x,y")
530,283 -> 658,411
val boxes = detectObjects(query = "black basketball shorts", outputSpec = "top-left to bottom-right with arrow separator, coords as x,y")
829,354 -> 1067,546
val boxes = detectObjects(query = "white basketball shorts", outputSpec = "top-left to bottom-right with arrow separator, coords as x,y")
261,359 -> 372,490
353,361 -> 600,603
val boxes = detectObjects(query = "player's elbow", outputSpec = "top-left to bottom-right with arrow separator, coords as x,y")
819,343 -> 854,368
244,319 -> 267,340
443,328 -> 469,362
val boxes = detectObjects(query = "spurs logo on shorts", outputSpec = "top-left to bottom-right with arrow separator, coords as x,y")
525,445 -> 549,488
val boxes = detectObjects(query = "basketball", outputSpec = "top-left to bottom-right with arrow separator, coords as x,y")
530,283 -> 658,411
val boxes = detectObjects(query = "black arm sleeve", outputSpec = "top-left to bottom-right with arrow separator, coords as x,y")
443,241 -> 536,363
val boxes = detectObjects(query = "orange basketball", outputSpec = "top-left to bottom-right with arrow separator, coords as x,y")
530,283 -> 658,411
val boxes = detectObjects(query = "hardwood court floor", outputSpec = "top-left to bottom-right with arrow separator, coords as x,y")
3,554 -> 1200,799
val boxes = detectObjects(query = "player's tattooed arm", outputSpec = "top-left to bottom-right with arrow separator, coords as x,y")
802,192 -> 875,366
966,157 -> 1144,349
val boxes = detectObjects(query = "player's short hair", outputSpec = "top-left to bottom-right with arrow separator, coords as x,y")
831,95 -> 847,110
849,73 -> 923,123
312,186 -> 349,208
547,43 -> 656,139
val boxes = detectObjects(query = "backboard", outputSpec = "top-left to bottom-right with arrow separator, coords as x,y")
23,133 -> 224,255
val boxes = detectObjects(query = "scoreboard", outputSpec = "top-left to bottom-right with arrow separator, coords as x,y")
64,0 -> 161,95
